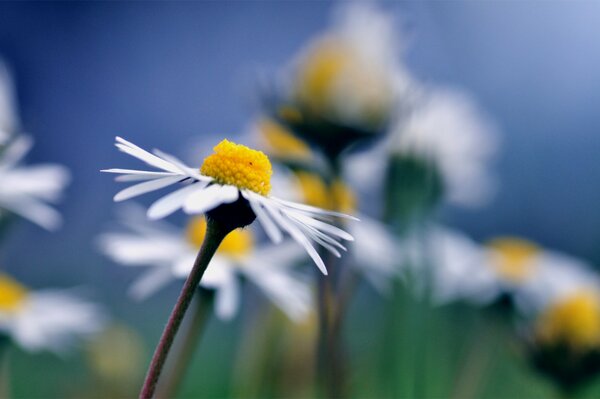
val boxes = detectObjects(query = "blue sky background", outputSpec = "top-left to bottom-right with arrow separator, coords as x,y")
1,0 -> 599,306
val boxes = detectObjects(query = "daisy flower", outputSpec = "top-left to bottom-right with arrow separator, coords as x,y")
525,289 -> 600,395
347,87 -> 499,210
0,135 -> 71,230
98,207 -> 312,321
102,137 -> 356,275
421,227 -> 599,314
0,273 -> 105,353
269,1 -> 413,156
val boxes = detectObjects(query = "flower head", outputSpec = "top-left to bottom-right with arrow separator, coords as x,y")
99,206 -> 311,321
423,228 -> 600,314
0,273 -> 105,353
535,290 -> 600,351
526,289 -> 600,394
391,88 -> 499,207
102,137 -> 356,274
270,2 -> 411,157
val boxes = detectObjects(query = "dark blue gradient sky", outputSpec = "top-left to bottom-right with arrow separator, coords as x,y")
1,1 -> 600,298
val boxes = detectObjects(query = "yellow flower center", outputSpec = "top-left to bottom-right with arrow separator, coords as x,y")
258,119 -> 312,161
293,37 -> 392,123
186,216 -> 253,258
487,238 -> 540,283
295,171 -> 356,214
536,291 -> 600,350
200,139 -> 272,196
0,273 -> 28,312
295,39 -> 349,113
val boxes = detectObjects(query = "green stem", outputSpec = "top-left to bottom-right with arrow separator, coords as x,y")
154,288 -> 214,399
451,318 -> 492,399
0,337 -> 10,399
139,219 -> 230,399
316,156 -> 347,398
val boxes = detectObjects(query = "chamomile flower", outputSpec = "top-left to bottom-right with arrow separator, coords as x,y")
525,289 -> 600,394
270,2 -> 412,156
423,228 -> 599,314
102,137 -> 356,275
98,207 -> 311,321
348,87 -> 499,210
0,135 -> 71,230
0,273 -> 105,353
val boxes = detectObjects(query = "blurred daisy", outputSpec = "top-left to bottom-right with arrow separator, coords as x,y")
0,136 -> 70,230
0,273 -> 105,353
348,88 -> 498,209
420,228 -> 598,314
526,289 -> 600,394
102,137 -> 356,275
271,1 -> 412,156
99,207 -> 311,321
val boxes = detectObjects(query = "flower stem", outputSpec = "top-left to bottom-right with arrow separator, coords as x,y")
316,157 -> 347,398
139,219 -> 230,399
0,336 -> 10,399
154,288 -> 214,399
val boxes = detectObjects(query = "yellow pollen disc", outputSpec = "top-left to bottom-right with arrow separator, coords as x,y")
186,217 -> 253,258
536,290 -> 600,350
201,139 -> 272,196
295,172 -> 356,214
0,273 -> 28,312
487,238 -> 540,283
295,39 -> 349,113
294,37 -> 392,124
258,119 -> 312,160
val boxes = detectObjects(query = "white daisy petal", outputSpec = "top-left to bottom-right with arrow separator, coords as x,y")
182,184 -> 239,215
0,135 -> 33,168
262,199 -> 328,275
152,149 -> 210,181
114,137 -> 184,174
285,209 -> 355,241
147,182 -> 208,220
113,176 -> 183,202
271,196 -> 359,221
212,274 -> 240,321
242,190 -> 283,244
129,267 -> 175,301
0,196 -> 62,230
101,169 -> 177,182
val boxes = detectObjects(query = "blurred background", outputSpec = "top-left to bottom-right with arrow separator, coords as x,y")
1,1 -> 600,398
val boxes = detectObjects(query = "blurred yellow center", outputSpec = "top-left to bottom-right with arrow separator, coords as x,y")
295,40 -> 349,112
294,38 -> 392,123
536,291 -> 600,350
487,238 -> 540,283
200,139 -> 272,196
0,273 -> 28,312
295,171 -> 356,214
258,119 -> 311,160
186,217 -> 253,257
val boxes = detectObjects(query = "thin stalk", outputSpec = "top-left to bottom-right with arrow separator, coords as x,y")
155,288 -> 215,399
139,219 -> 229,399
0,337 -> 10,399
451,318 -> 493,399
316,156 -> 347,398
